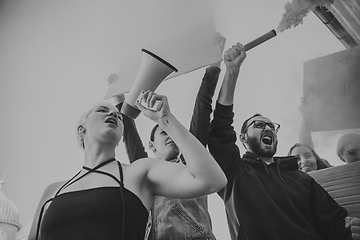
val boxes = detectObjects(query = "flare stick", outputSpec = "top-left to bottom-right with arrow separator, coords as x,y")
244,29 -> 277,51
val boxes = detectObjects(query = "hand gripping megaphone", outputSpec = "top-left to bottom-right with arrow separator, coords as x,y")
120,49 -> 178,119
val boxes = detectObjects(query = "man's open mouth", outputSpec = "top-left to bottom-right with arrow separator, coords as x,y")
261,134 -> 273,145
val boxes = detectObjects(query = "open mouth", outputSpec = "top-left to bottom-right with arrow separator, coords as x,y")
261,134 -> 273,145
166,140 -> 175,146
300,165 -> 312,171
105,117 -> 118,127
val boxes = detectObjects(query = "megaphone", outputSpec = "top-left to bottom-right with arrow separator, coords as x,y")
121,49 -> 178,119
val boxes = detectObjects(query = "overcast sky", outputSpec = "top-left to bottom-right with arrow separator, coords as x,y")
0,0 -> 346,238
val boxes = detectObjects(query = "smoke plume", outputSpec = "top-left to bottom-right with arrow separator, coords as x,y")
277,0 -> 335,32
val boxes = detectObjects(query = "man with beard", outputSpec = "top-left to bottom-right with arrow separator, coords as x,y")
207,43 -> 360,239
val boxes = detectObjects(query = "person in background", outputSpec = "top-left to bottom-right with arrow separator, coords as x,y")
111,33 -> 226,240
295,97 -> 333,167
336,133 -> 360,164
27,91 -> 227,240
288,143 -> 332,173
207,42 -> 360,239
297,97 -> 360,165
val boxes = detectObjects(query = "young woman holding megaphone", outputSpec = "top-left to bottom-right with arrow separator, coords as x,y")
28,90 -> 226,240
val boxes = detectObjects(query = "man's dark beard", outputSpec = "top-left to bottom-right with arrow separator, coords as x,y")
247,135 -> 277,158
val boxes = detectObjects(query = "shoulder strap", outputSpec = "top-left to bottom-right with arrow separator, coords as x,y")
35,158 -> 116,240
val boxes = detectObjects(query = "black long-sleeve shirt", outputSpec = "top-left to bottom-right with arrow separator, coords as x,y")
208,102 -> 352,240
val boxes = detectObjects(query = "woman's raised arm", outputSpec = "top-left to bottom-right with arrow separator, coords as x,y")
135,91 -> 227,199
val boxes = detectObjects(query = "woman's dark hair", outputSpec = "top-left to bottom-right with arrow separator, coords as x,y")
288,143 -> 332,170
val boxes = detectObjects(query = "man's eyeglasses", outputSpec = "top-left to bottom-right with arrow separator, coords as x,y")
244,120 -> 280,133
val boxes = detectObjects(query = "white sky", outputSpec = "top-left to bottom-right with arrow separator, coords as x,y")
0,0 -> 347,239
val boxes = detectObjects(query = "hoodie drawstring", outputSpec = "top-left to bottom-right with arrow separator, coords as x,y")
260,159 -> 270,175
277,161 -> 286,183
247,152 -> 287,183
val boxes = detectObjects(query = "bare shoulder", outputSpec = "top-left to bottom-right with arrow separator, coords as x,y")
42,180 -> 66,200
28,180 -> 68,240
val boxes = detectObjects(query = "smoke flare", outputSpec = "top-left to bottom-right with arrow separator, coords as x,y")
277,0 -> 335,33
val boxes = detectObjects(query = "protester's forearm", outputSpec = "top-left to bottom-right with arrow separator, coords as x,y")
123,115 -> 148,163
208,103 -> 239,171
158,114 -> 227,190
189,66 -> 221,147
116,102 -> 148,163
217,68 -> 240,105
299,118 -> 314,149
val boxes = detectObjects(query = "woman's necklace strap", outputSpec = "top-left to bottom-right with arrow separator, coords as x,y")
82,158 -> 116,172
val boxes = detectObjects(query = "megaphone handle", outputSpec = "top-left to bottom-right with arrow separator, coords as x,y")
138,98 -> 162,111
137,92 -> 162,111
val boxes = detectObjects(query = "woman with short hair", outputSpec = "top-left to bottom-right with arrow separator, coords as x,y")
28,90 -> 227,240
